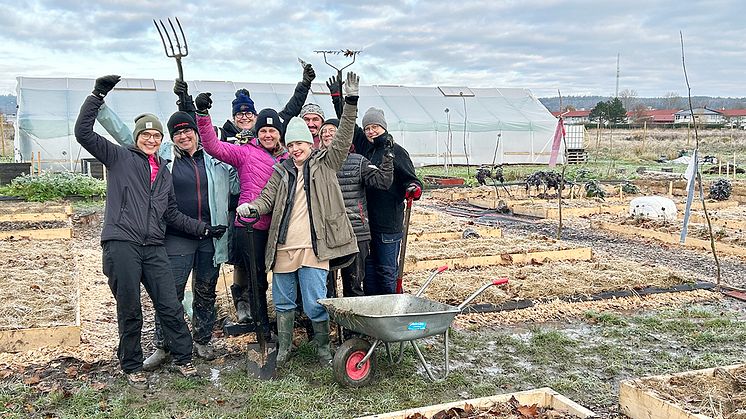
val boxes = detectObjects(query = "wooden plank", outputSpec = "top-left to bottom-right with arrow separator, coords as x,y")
405,247 -> 592,272
0,227 -> 72,240
619,364 -> 744,419
0,210 -> 72,222
409,227 -> 502,241
0,325 -> 80,353
594,221 -> 746,257
357,387 -> 596,419
511,204 -> 628,219
686,213 -> 746,230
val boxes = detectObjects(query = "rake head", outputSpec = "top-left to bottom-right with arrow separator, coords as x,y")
313,49 -> 362,73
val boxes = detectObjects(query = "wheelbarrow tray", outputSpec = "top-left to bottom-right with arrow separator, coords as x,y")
319,295 -> 460,343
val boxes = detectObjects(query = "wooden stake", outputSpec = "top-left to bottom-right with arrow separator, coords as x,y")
37,151 -> 41,174
619,184 -> 623,199
734,152 -> 737,180
668,181 -> 673,196
0,113 -> 5,157
642,120 -> 647,151
30,152 -> 34,175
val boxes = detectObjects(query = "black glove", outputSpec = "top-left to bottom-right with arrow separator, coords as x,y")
173,79 -> 189,97
326,75 -> 342,97
196,92 -> 212,114
302,64 -> 316,86
203,224 -> 227,239
173,79 -> 196,113
92,75 -> 121,99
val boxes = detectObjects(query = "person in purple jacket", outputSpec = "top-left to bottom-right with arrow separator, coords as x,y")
196,96 -> 288,339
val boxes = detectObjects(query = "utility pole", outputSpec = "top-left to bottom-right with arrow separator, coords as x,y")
0,113 -> 5,157
615,53 -> 620,98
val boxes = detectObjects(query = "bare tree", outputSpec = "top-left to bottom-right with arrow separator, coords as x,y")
618,88 -> 638,110
662,91 -> 683,109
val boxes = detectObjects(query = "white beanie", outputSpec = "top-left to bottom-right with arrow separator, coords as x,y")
300,103 -> 325,120
284,117 -> 314,145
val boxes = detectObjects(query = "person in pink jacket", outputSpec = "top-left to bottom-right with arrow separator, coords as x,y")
196,101 -> 288,339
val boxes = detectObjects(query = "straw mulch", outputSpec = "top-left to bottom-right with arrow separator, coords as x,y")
633,364 -> 746,419
405,234 -> 576,263
405,258 -> 695,308
0,238 -> 77,330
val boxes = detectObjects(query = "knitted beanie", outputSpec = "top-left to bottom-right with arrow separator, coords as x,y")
284,117 -> 313,145
232,89 -> 256,116
300,103 -> 324,120
254,108 -> 284,134
321,118 -> 340,129
167,111 -> 197,137
362,107 -> 387,130
133,113 -> 163,139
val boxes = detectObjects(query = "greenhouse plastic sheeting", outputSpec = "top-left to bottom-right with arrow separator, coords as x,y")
15,76 -> 561,170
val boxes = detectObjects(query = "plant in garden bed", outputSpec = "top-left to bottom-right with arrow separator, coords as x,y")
0,172 -> 106,201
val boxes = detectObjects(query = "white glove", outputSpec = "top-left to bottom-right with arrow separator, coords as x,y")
344,71 -> 359,97
236,203 -> 258,218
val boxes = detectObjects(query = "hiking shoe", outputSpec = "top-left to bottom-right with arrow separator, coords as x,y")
194,342 -> 216,360
126,371 -> 148,390
176,362 -> 199,378
143,348 -> 170,371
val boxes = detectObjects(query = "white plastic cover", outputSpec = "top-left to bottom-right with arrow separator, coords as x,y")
629,196 -> 678,220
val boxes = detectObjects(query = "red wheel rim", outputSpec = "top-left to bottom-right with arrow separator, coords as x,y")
345,350 -> 370,381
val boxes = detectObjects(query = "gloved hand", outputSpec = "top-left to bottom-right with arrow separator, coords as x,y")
173,79 -> 189,98
92,75 -> 121,99
302,64 -> 316,86
326,75 -> 342,97
204,224 -> 228,239
196,92 -> 212,114
405,183 -> 422,201
236,203 -> 259,218
344,71 -> 359,97
173,79 -> 196,112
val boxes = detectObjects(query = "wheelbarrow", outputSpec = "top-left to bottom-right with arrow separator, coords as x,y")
318,267 -> 508,387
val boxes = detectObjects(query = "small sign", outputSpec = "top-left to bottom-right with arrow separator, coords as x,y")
407,322 -> 427,331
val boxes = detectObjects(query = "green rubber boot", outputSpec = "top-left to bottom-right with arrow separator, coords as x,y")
312,320 -> 333,367
276,311 -> 295,367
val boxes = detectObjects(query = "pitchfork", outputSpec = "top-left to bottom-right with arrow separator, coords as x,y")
153,17 -> 188,80
314,49 -> 361,90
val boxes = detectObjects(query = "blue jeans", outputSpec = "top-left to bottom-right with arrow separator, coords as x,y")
154,250 -> 219,347
272,267 -> 329,322
364,232 -> 403,295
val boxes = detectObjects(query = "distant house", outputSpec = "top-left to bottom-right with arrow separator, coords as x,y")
626,109 -> 679,125
551,110 -> 591,124
719,109 -> 746,129
674,108 -> 724,125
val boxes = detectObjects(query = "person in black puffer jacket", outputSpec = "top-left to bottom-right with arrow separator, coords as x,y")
318,118 -> 393,298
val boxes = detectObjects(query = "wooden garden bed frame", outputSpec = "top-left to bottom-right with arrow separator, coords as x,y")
409,227 -> 502,241
593,221 -> 746,258
357,387 -> 596,419
0,227 -> 73,240
619,363 -> 744,419
405,247 -> 593,272
0,206 -> 73,223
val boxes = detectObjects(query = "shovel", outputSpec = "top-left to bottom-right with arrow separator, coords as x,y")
395,195 -> 414,294
237,216 -> 277,380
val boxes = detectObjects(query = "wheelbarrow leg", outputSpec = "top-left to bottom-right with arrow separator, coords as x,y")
355,339 -> 381,369
410,329 -> 450,381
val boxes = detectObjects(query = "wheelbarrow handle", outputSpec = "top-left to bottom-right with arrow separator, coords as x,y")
414,265 -> 449,297
457,277 -> 509,311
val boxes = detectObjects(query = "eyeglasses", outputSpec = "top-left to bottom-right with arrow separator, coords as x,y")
139,132 -> 163,141
321,127 -> 337,135
235,112 -> 255,120
364,125 -> 382,133
173,128 -> 194,138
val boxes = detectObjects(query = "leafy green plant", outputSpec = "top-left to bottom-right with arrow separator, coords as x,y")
0,172 -> 106,201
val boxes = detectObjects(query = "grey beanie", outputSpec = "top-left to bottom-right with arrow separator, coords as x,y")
133,113 -> 163,139
284,117 -> 314,145
362,107 -> 387,131
300,103 -> 325,120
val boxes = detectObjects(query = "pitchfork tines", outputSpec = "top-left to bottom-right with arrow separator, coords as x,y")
154,17 -> 188,79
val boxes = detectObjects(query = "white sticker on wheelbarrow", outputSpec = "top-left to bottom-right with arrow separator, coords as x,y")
408,322 -> 427,330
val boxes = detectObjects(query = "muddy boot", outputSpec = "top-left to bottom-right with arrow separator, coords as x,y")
312,320 -> 333,367
276,311 -> 295,368
143,348 -> 170,371
230,284 -> 252,324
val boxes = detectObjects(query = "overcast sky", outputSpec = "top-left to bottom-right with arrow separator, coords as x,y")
0,0 -> 744,98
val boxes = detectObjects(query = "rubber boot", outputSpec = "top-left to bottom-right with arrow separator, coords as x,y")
276,311 -> 296,368
230,283 -> 251,324
143,348 -> 170,371
312,320 -> 333,367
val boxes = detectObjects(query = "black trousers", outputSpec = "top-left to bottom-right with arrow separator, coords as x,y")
102,240 -> 193,373
327,239 -> 368,298
233,226 -> 271,334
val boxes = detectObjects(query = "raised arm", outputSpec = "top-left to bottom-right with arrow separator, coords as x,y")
194,93 -> 245,167
74,76 -> 128,167
323,72 -> 359,172
278,63 -> 314,127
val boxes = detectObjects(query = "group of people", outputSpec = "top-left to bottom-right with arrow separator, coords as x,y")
74,63 -> 422,390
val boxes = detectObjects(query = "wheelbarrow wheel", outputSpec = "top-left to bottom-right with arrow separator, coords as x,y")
333,337 -> 376,388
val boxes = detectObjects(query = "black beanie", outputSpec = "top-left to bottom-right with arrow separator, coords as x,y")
254,108 -> 284,135
321,118 -> 340,129
167,111 -> 198,138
